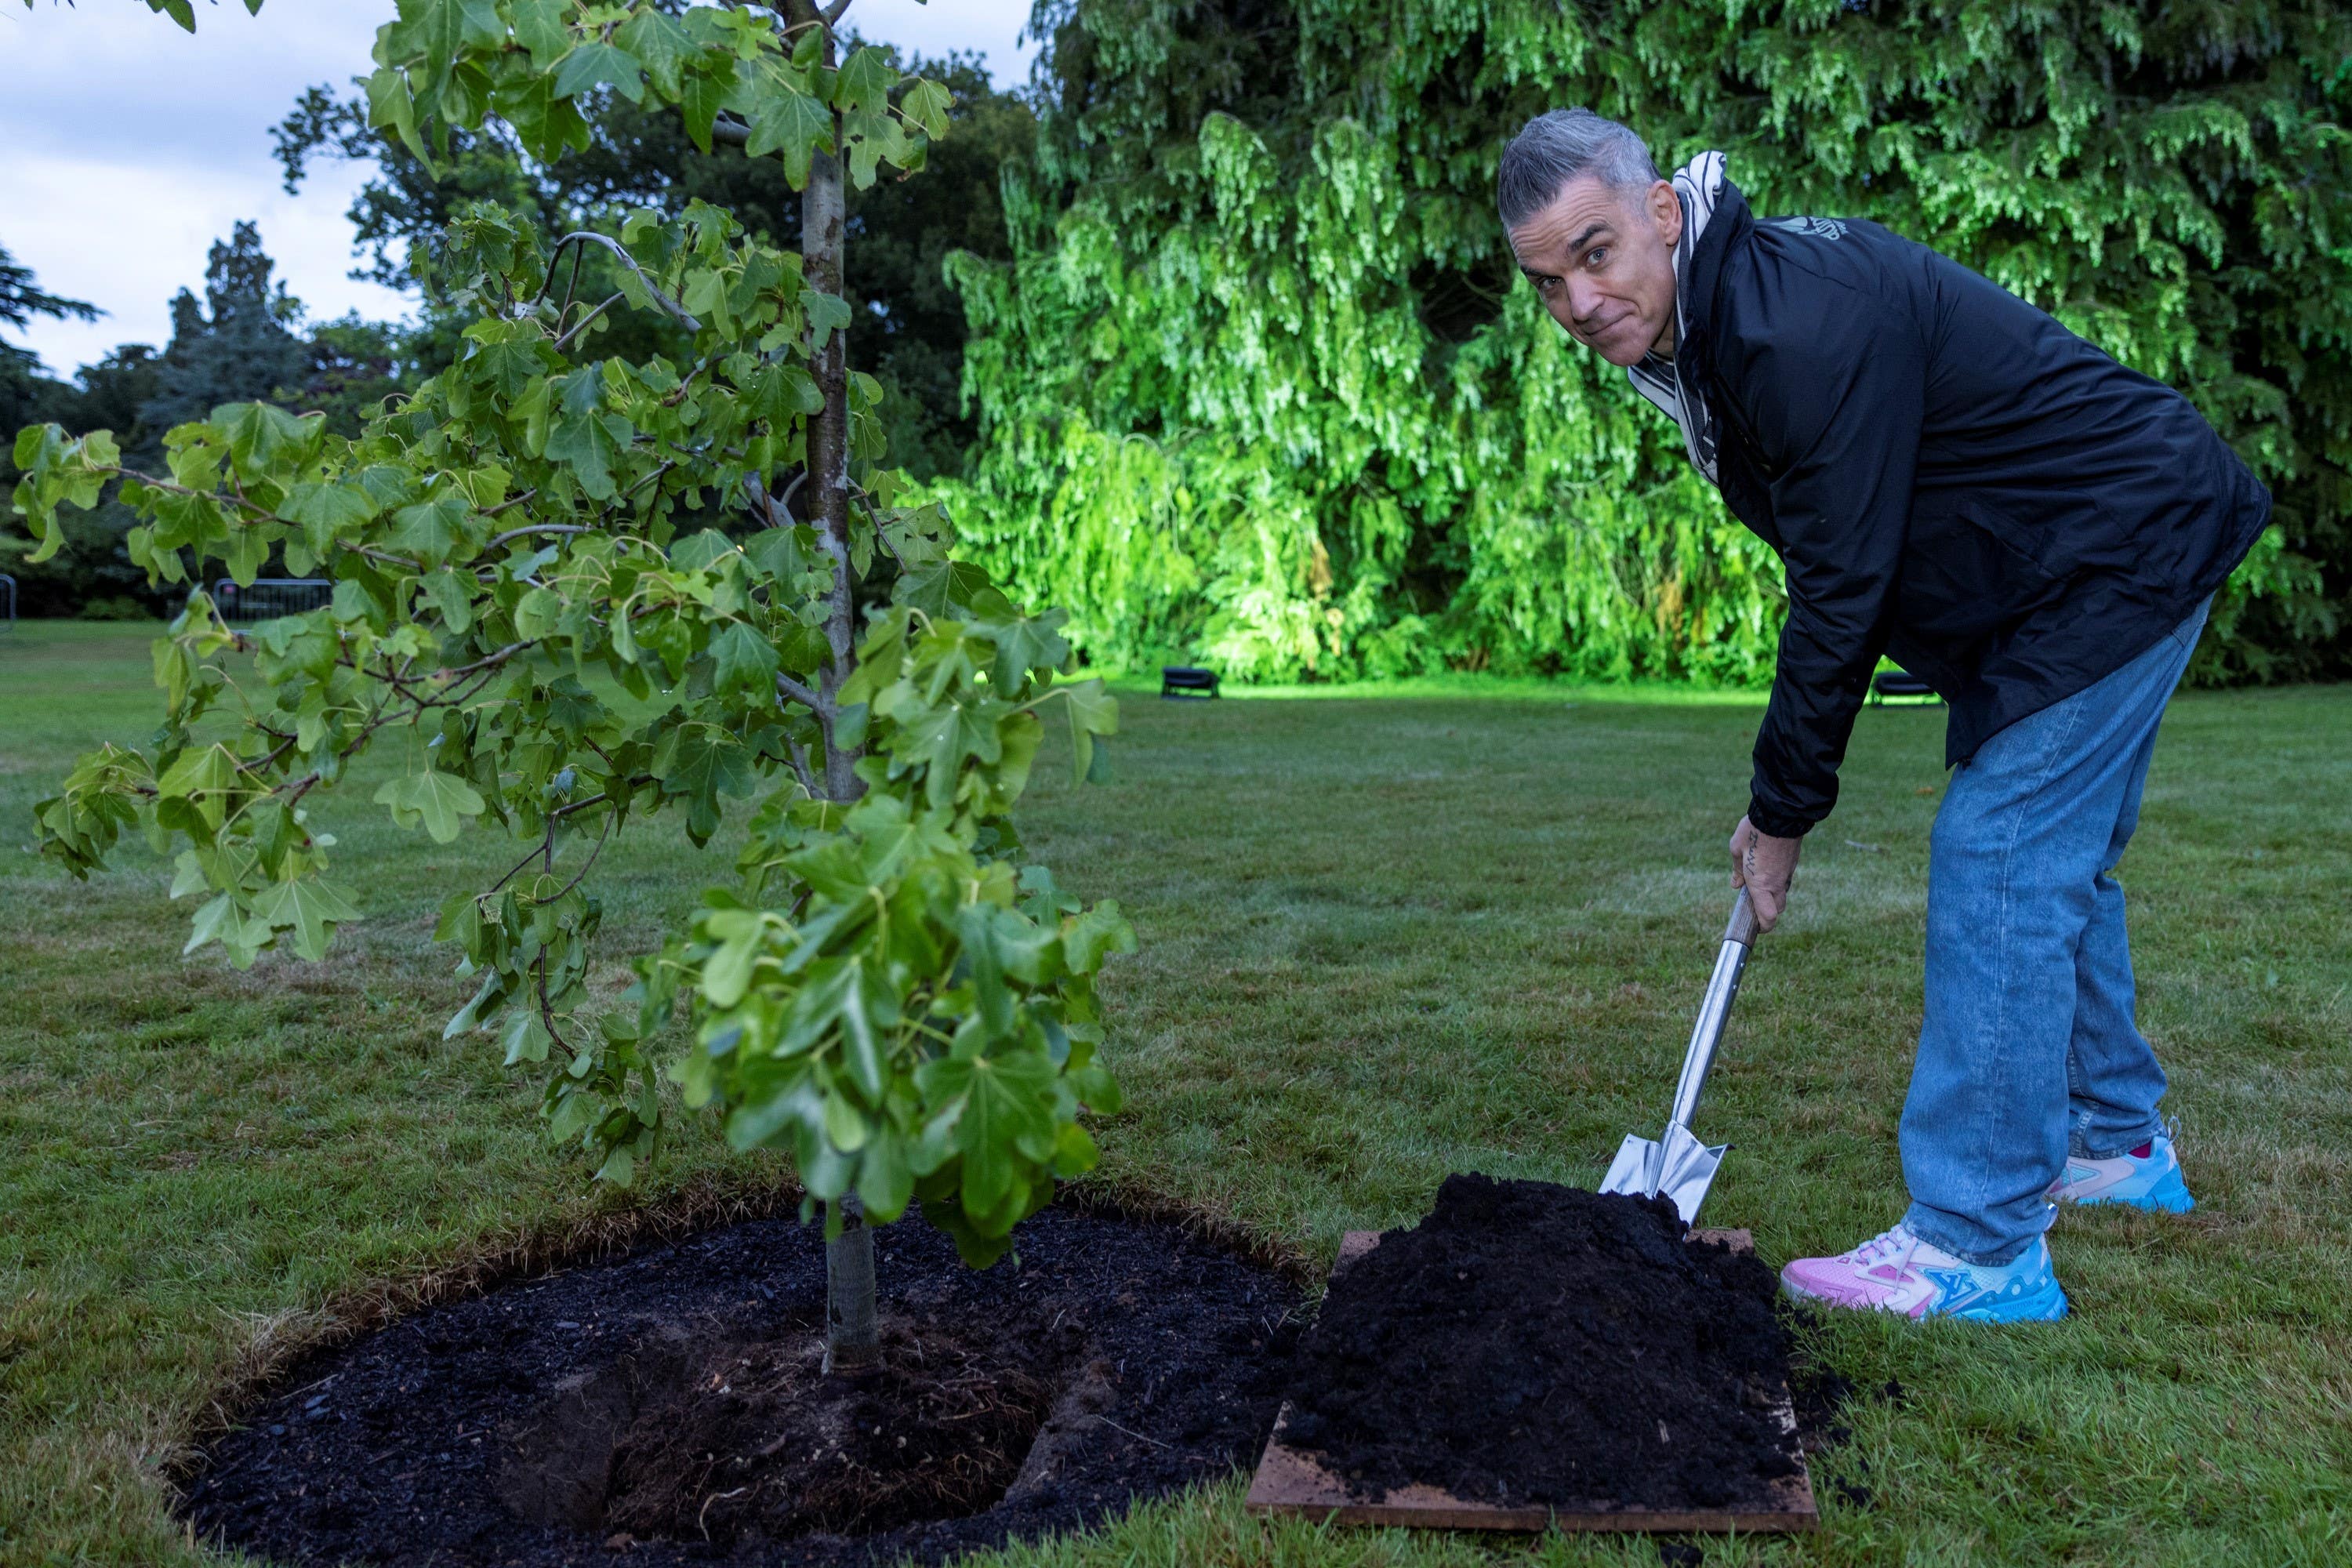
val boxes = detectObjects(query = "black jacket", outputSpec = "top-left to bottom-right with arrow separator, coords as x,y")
1675,183 -> 2270,838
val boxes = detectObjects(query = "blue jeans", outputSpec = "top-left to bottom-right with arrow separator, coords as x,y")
1899,600 -> 2210,1264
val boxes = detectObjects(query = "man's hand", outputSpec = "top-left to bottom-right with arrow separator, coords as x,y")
1729,815 -> 1802,933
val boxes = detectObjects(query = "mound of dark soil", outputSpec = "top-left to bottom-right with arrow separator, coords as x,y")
181,1205 -> 1301,1567
1279,1174 -> 1800,1511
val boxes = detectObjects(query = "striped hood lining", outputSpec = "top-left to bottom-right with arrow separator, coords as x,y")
1626,150 -> 1728,485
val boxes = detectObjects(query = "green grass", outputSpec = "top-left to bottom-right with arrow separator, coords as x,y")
4,619 -> 2350,1567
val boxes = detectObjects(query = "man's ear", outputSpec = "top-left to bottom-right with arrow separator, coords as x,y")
1648,179 -> 1682,248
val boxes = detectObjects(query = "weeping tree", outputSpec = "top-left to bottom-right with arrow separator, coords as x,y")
15,0 -> 1130,1374
942,0 -> 2351,685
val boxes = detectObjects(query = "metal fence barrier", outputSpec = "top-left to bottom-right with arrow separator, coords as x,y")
213,578 -> 335,622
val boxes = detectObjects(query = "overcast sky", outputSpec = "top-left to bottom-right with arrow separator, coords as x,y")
0,0 -> 1040,377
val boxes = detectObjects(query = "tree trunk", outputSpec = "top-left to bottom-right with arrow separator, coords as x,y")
823,1195 -> 880,1372
800,74 -> 862,804
793,3 -> 878,1373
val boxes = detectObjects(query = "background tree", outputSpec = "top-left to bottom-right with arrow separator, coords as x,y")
0,242 -> 101,372
1,225 -> 408,616
940,0 -> 2352,685
16,0 -> 1130,1374
274,42 -> 1035,479
138,222 -> 312,434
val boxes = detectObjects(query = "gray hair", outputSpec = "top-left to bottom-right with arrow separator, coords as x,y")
1496,109 -> 1660,230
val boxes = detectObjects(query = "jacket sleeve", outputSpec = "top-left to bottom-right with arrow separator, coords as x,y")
1731,285 -> 1926,838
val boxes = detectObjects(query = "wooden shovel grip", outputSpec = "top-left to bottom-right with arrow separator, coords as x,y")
1724,887 -> 1761,948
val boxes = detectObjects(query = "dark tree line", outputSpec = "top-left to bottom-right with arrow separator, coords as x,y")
2,229 -> 404,617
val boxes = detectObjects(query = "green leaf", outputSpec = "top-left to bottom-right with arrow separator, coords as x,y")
155,742 -> 241,832
501,1005 -> 554,1065
1062,900 -> 1136,974
855,1130 -> 916,1221
215,401 -> 321,478
615,5 -> 695,97
700,925 -> 763,1009
740,359 -> 823,423
383,0 -> 506,64
277,481 -> 381,555
709,619 -> 781,699
553,40 -> 644,103
652,725 -> 755,842
248,877 -> 363,962
901,78 -> 953,139
505,0 -> 572,69
373,769 -> 488,843
460,318 -> 553,398
837,958 -> 897,1102
805,290 -> 853,353
893,560 -> 992,618
918,1050 -> 1058,1221
1058,678 -> 1118,785
391,495 -> 472,568
897,697 -> 1003,807
741,71 -> 833,186
679,66 -> 728,154
417,567 -> 475,633
979,607 -> 1070,691
830,45 -> 894,111
543,366 -> 628,499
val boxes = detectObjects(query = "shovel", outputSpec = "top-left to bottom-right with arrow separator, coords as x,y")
1599,887 -> 1762,1225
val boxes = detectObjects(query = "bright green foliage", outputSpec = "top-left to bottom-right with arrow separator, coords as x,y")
11,0 -> 1130,1265
944,0 -> 2352,684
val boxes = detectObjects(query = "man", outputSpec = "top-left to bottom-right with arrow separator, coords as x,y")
1498,109 -> 2267,1322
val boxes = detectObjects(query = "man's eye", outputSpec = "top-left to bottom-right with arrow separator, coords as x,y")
1587,249 -> 1609,267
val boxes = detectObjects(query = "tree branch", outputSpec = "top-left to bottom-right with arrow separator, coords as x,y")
552,292 -> 628,354
483,523 -> 587,552
784,737 -> 819,797
775,670 -> 829,713
542,234 -> 702,333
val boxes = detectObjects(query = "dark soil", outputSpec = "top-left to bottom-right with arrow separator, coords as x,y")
180,1205 -> 1301,1567
1278,1174 -> 1802,1511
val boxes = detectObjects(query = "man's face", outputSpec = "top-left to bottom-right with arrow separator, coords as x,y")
1506,174 -> 1682,367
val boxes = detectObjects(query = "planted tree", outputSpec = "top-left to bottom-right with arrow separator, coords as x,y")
13,0 -> 1131,1374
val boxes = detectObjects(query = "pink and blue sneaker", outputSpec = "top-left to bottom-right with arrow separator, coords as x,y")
1780,1223 -> 2070,1322
2045,1129 -> 2195,1213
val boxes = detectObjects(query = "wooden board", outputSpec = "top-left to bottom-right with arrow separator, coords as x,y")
1243,1228 -> 1818,1534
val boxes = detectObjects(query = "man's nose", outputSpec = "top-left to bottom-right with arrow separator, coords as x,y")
1565,276 -> 1607,327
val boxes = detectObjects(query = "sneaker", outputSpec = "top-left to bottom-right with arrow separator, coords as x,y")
1780,1223 -> 2070,1322
2046,1129 -> 2195,1213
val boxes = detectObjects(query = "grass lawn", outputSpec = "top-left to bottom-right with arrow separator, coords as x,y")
4,619 -> 2349,1567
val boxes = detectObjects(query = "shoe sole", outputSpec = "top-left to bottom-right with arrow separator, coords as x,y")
1778,1274 -> 2071,1323
2069,1164 -> 2196,1214
1937,1275 -> 2070,1323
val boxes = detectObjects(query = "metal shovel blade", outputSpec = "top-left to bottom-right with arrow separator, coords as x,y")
1598,1123 -> 1727,1225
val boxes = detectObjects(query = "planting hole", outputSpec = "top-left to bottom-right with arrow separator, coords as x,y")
499,1324 -> 1056,1544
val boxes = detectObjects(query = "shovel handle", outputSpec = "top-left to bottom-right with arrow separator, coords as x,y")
1666,890 -> 1760,1134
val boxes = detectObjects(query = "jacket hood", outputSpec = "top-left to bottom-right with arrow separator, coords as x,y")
1678,178 -> 1753,387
